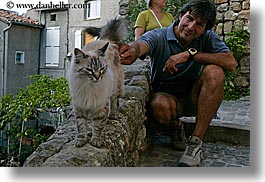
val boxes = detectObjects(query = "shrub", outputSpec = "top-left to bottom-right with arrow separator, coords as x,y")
0,75 -> 70,166
224,28 -> 250,100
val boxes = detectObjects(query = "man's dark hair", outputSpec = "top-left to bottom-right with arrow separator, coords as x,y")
178,0 -> 216,30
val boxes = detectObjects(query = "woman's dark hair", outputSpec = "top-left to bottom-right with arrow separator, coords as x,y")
178,0 -> 216,30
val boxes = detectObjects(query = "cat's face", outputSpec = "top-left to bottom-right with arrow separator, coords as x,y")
73,43 -> 109,82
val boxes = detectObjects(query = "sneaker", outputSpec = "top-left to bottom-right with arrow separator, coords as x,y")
177,136 -> 203,167
171,122 -> 186,150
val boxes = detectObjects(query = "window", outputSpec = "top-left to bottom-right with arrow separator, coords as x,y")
15,51 -> 25,64
45,27 -> 60,66
86,0 -> 101,20
50,14 -> 56,21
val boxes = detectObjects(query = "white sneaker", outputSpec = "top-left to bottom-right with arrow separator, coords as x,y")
177,135 -> 203,167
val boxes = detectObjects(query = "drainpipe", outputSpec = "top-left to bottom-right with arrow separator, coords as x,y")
1,22 -> 12,157
1,21 -> 13,97
37,11 -> 42,74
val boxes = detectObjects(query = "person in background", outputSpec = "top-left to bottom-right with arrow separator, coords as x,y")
134,0 -> 174,40
119,0 -> 236,167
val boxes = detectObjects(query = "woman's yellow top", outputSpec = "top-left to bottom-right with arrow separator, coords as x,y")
134,9 -> 174,32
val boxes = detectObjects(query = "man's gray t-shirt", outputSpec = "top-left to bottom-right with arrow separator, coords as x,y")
138,21 -> 230,96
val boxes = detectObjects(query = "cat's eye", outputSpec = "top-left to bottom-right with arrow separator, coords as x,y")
99,66 -> 107,73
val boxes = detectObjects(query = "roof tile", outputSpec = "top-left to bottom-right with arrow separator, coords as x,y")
0,9 -> 41,26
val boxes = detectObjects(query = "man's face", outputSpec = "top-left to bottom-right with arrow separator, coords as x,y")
176,11 -> 207,45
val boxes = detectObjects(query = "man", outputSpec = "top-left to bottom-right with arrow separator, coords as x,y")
119,0 -> 236,167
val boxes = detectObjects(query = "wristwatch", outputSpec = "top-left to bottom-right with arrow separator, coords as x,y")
188,48 -> 198,59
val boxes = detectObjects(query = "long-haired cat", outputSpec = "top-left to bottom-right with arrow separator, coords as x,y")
67,17 -> 127,148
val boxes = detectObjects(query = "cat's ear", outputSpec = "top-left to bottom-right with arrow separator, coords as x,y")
98,42 -> 109,56
74,48 -> 84,56
74,48 -> 85,64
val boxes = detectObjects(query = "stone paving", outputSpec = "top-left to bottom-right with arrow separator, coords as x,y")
138,141 -> 250,167
137,96 -> 250,167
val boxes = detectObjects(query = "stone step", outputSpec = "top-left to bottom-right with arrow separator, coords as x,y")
181,117 -> 250,146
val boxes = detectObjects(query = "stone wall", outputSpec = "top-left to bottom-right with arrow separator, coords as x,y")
23,60 -> 151,167
215,0 -> 250,37
214,0 -> 250,88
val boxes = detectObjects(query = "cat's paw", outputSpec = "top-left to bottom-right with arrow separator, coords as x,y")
75,138 -> 87,147
89,137 -> 102,148
109,112 -> 122,120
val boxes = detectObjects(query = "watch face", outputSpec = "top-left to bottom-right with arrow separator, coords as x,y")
189,48 -> 197,55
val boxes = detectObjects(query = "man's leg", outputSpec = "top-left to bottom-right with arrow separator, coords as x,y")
191,65 -> 225,139
149,92 -> 186,150
150,92 -> 180,126
178,65 -> 225,167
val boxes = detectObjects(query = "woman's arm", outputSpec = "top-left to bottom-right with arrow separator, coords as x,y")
135,27 -> 145,40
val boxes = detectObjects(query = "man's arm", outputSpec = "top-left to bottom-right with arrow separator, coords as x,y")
163,51 -> 236,74
194,51 -> 236,72
119,41 -> 149,65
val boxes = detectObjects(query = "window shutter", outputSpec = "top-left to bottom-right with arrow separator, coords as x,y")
45,27 -> 60,66
75,30 -> 82,49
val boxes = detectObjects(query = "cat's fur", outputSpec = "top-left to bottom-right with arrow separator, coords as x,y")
67,17 -> 127,148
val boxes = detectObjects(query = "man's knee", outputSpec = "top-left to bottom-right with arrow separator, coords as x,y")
150,93 -> 171,111
201,65 -> 225,87
150,93 -> 177,125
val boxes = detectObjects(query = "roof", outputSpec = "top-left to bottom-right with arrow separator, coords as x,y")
0,9 -> 43,28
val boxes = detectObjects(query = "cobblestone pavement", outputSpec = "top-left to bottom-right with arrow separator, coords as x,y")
138,138 -> 250,167
138,96 -> 250,167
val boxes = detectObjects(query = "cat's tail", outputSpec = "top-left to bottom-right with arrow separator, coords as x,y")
84,27 -> 101,38
85,17 -> 127,43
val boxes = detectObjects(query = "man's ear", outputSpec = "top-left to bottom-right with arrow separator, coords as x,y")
178,13 -> 183,20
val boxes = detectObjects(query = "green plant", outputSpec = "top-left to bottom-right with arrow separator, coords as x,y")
166,0 -> 189,18
224,72 -> 239,100
224,28 -> 250,100
0,75 -> 70,128
126,0 -> 147,42
0,75 -> 70,165
225,28 -> 250,60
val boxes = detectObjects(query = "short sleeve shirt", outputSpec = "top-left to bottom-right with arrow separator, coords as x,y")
138,21 -> 230,92
134,10 -> 174,32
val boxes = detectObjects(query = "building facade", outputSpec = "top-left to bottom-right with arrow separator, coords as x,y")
0,9 -> 43,95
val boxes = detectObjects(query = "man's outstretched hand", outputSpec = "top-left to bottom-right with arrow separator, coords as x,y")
118,43 -> 139,65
